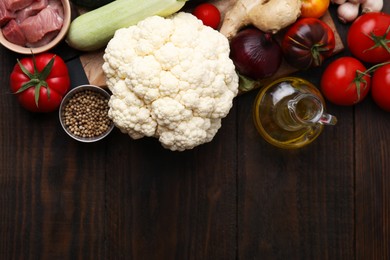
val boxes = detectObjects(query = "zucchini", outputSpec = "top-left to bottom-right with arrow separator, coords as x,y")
66,0 -> 188,51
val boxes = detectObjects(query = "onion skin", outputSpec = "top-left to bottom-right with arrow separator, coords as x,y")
229,28 -> 283,80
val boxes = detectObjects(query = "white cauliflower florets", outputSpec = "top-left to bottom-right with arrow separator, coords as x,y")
103,12 -> 239,151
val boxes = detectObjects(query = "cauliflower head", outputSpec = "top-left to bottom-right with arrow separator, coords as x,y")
103,12 -> 239,151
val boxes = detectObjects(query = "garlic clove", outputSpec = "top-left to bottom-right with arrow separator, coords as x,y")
337,2 -> 360,23
362,0 -> 383,13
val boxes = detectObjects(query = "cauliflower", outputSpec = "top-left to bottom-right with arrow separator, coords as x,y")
103,12 -> 239,151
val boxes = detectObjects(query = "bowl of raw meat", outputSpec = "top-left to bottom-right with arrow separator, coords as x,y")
0,0 -> 71,54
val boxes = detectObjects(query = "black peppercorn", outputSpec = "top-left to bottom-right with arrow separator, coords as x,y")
63,90 -> 111,138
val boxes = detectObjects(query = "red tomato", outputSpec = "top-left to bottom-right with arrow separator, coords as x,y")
281,17 -> 335,70
301,0 -> 330,18
192,3 -> 221,30
10,53 -> 70,113
372,63 -> 390,112
347,12 -> 390,64
321,57 -> 371,106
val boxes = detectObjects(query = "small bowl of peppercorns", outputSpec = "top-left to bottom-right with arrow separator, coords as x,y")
59,84 -> 114,143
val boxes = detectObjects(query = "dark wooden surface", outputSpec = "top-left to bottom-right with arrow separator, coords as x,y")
1,3 -> 389,260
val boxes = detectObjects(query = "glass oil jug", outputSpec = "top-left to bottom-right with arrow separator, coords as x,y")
253,77 -> 337,149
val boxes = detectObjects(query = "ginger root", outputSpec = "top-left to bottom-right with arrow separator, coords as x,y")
219,0 -> 302,39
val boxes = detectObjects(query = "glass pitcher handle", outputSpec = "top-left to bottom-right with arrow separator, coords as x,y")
287,93 -> 338,127
319,113 -> 337,126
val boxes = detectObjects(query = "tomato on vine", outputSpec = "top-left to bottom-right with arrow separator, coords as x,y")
347,12 -> 390,64
372,62 -> 390,112
321,57 -> 371,106
10,53 -> 70,113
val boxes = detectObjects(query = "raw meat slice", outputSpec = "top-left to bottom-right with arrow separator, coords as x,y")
0,1 -> 16,27
19,6 -> 63,43
2,19 -> 27,46
5,0 -> 34,12
26,30 -> 57,47
48,0 -> 63,19
16,0 -> 48,23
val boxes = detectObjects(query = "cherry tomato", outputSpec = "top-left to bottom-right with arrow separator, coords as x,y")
281,17 -> 335,70
321,57 -> 371,106
301,0 -> 330,19
10,53 -> 70,113
372,63 -> 390,112
347,12 -> 390,64
192,3 -> 221,30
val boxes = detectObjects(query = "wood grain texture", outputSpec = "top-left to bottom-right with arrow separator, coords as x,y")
0,107 -> 107,258
355,98 -> 390,260
354,1 -> 390,259
104,108 -> 238,259
0,2 -> 389,260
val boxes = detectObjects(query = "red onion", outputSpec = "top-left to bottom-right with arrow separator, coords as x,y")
229,28 -> 283,80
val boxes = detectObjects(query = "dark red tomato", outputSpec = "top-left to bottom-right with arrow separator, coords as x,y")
282,17 -> 335,70
192,3 -> 221,29
372,62 -> 390,112
321,57 -> 370,106
347,12 -> 390,64
10,53 -> 70,113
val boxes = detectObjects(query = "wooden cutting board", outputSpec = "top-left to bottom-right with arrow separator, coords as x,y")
78,4 -> 344,91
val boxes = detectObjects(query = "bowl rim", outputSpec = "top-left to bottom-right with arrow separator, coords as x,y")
0,0 -> 71,54
59,84 -> 114,143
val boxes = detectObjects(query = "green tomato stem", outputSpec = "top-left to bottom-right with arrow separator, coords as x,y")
350,61 -> 390,102
14,54 -> 55,107
364,25 -> 390,54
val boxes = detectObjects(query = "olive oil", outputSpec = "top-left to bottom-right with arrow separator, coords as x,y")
253,77 -> 336,149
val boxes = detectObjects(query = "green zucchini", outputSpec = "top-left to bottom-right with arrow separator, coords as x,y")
66,0 -> 188,51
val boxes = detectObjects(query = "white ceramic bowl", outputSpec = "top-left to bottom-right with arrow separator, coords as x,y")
0,0 -> 71,54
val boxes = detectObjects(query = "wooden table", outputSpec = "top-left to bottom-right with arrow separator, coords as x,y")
1,3 -> 389,260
